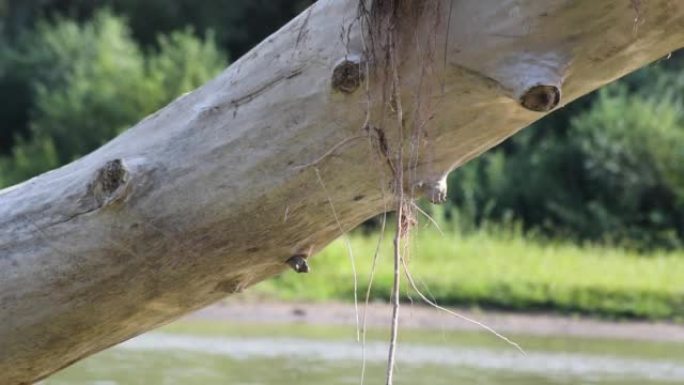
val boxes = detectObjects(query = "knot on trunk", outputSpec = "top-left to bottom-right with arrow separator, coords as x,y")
89,159 -> 130,208
332,56 -> 364,93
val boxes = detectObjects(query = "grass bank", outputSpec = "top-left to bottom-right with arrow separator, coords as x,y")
254,227 -> 684,320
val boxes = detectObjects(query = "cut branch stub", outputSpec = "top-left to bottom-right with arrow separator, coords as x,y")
520,84 -> 561,112
331,55 -> 364,93
490,52 -> 567,113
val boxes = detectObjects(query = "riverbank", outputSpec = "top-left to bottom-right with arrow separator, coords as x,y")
253,229 -> 684,320
185,300 -> 684,343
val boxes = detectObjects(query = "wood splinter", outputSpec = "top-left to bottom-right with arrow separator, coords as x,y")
286,254 -> 310,273
414,178 -> 448,204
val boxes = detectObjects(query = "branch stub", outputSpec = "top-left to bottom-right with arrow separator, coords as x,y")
520,85 -> 561,112
286,254 -> 310,273
331,57 -> 363,94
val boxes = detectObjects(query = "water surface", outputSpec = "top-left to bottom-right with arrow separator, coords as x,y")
45,320 -> 684,385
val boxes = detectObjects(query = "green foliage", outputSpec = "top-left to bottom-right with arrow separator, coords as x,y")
0,10 -> 226,186
148,28 -> 226,99
255,227 -> 684,320
1,0 -> 313,57
566,88 -> 684,248
26,12 -> 155,163
107,0 -> 314,58
0,136 -> 59,187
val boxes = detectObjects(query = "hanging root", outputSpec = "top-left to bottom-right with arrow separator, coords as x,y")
630,0 -> 642,36
412,201 -> 444,236
401,257 -> 526,355
385,202 -> 404,385
384,13 -> 413,383
314,168 -> 361,341
360,211 -> 387,385
358,1 -> 446,384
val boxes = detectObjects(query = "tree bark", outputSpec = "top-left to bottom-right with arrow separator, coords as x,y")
2,0 -> 684,383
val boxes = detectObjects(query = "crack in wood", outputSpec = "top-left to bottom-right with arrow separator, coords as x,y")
230,67 -> 305,116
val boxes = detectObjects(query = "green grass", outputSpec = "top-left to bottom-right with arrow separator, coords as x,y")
254,226 -> 684,320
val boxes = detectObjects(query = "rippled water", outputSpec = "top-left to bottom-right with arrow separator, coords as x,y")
45,320 -> 684,385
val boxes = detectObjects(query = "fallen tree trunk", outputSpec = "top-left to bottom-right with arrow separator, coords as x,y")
2,0 -> 684,383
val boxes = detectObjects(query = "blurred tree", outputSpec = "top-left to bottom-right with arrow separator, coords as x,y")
0,10 -> 226,186
1,0 -> 315,56
0,0 -> 313,155
565,86 -> 684,248
108,0 -> 315,58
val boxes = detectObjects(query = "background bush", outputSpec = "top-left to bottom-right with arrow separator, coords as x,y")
0,9 -> 226,186
446,68 -> 684,250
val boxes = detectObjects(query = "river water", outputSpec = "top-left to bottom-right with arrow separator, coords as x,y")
45,320 -> 684,385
